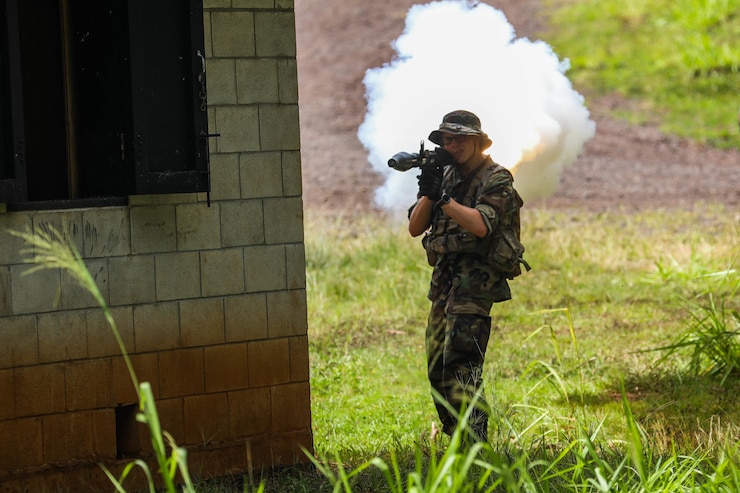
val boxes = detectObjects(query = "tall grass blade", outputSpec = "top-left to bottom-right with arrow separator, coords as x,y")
12,225 -> 198,493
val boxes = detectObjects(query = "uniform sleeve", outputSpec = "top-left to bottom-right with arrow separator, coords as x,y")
475,168 -> 514,237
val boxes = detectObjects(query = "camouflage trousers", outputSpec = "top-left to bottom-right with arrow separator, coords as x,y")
425,297 -> 492,443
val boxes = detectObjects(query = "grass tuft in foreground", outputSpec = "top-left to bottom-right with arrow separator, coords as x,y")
12,225 -> 208,493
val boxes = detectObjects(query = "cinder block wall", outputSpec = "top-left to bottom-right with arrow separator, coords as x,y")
0,1 -> 312,490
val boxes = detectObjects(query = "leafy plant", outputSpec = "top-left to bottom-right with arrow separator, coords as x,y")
651,288 -> 740,384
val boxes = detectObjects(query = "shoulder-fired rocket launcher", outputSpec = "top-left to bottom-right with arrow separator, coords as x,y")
387,141 -> 448,172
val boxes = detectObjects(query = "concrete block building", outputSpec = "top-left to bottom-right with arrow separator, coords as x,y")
0,0 -> 312,490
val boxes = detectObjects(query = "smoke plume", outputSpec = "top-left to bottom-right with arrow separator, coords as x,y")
358,0 -> 596,211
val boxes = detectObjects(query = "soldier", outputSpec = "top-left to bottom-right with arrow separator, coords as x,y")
408,110 -> 522,443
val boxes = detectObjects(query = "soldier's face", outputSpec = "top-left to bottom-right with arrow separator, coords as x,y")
442,133 -> 475,163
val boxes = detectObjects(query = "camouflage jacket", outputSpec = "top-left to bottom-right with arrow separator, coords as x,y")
422,156 -> 514,310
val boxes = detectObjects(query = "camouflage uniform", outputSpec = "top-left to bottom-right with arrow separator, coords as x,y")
418,155 -> 515,442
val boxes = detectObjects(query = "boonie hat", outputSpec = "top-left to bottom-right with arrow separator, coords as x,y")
428,110 -> 492,150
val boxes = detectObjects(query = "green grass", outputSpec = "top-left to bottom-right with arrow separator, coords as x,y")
260,205 -> 740,492
543,0 -> 740,148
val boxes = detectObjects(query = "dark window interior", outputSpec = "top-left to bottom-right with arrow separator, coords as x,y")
69,0 -> 132,199
0,0 -> 208,209
0,0 -> 26,203
19,0 -> 73,201
0,5 -> 13,180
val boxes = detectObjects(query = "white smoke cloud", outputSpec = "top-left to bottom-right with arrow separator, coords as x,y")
358,0 -> 596,211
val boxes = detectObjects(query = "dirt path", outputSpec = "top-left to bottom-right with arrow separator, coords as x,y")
295,0 -> 740,212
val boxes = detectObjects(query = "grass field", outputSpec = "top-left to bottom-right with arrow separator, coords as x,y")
245,205 -> 740,491
543,0 -> 740,149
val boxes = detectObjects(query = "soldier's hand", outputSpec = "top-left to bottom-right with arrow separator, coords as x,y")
418,166 -> 443,202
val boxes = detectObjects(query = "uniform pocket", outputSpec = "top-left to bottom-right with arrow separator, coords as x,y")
449,315 -> 491,356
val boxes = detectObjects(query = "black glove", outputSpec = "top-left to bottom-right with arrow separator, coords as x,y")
433,147 -> 454,167
417,165 -> 443,202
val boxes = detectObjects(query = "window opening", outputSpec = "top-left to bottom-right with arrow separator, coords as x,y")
0,0 -> 209,209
